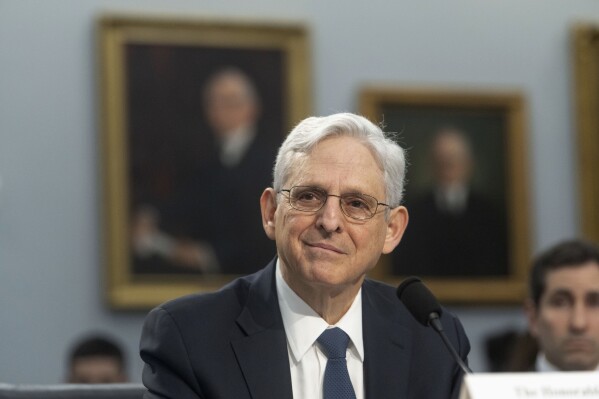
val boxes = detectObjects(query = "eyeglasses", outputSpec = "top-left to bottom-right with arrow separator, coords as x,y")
278,186 -> 390,221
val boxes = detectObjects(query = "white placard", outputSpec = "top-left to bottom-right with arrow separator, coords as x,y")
459,371 -> 599,399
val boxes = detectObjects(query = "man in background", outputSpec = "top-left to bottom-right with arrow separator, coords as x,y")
66,334 -> 128,384
525,239 -> 599,371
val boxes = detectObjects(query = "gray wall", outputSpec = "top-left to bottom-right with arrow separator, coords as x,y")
1,0 -> 598,384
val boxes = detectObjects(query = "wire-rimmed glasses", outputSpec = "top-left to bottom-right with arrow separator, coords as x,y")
278,185 -> 390,221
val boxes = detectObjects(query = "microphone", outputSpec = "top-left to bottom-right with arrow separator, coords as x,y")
397,276 -> 472,374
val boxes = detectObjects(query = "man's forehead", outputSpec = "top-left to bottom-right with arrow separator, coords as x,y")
288,171 -> 385,195
290,147 -> 383,182
543,261 -> 599,292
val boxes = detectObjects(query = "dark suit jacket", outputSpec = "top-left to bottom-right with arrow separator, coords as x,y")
140,259 -> 470,399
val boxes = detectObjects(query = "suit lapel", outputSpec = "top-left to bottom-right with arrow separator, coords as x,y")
362,281 -> 412,399
231,264 -> 413,399
232,260 -> 294,399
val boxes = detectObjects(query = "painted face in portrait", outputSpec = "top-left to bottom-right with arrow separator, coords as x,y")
203,69 -> 259,137
527,262 -> 599,371
430,128 -> 473,188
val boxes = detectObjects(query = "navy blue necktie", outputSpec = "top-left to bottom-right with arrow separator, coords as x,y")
317,327 -> 357,399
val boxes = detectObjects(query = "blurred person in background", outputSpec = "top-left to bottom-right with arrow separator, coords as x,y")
524,239 -> 599,372
66,334 -> 128,383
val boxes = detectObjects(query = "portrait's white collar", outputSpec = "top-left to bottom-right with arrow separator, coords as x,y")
218,125 -> 256,167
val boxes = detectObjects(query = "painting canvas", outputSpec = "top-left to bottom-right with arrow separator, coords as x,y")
360,87 -> 530,303
99,15 -> 311,308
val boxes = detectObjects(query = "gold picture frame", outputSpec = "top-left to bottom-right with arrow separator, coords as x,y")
99,15 -> 311,309
360,87 -> 531,304
573,23 -> 599,244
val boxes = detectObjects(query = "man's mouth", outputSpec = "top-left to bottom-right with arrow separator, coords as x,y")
307,242 -> 345,254
563,338 -> 594,351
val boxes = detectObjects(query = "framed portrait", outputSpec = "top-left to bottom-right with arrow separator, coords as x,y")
573,23 -> 599,244
99,15 -> 311,309
360,87 -> 530,304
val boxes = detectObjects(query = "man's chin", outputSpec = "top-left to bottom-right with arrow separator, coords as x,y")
561,355 -> 599,371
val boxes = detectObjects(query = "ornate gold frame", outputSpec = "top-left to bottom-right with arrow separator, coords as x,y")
98,15 -> 311,309
360,87 -> 531,304
573,24 -> 599,244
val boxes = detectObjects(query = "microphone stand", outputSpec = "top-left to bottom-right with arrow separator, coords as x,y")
429,313 -> 472,374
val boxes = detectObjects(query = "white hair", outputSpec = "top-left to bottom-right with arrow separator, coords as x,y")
272,112 -> 406,207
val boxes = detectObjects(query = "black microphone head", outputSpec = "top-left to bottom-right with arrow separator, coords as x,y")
396,276 -> 442,327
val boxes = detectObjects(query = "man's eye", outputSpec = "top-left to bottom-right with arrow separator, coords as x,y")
547,295 -> 571,308
344,196 -> 369,209
296,190 -> 321,202
587,293 -> 599,308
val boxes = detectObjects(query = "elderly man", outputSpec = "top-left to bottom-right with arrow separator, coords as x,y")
525,239 -> 599,372
140,113 -> 470,398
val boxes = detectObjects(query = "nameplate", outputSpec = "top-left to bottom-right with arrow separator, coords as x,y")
459,372 -> 599,399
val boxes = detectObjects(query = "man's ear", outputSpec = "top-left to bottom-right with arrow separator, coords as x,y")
382,206 -> 409,254
260,188 -> 277,240
524,298 -> 539,338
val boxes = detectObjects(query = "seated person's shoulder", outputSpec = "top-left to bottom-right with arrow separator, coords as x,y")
152,272 -> 258,322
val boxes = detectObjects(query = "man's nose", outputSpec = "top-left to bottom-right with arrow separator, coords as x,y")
316,195 -> 343,233
570,302 -> 590,332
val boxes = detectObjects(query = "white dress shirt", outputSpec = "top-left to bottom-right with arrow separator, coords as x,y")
276,260 -> 365,399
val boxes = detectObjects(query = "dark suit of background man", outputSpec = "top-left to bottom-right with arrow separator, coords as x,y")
140,113 -> 471,398
394,127 -> 507,277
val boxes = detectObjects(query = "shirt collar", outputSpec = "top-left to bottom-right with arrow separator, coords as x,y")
275,259 -> 364,363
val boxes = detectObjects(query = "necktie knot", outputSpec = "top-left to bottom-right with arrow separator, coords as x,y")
318,327 -> 350,360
